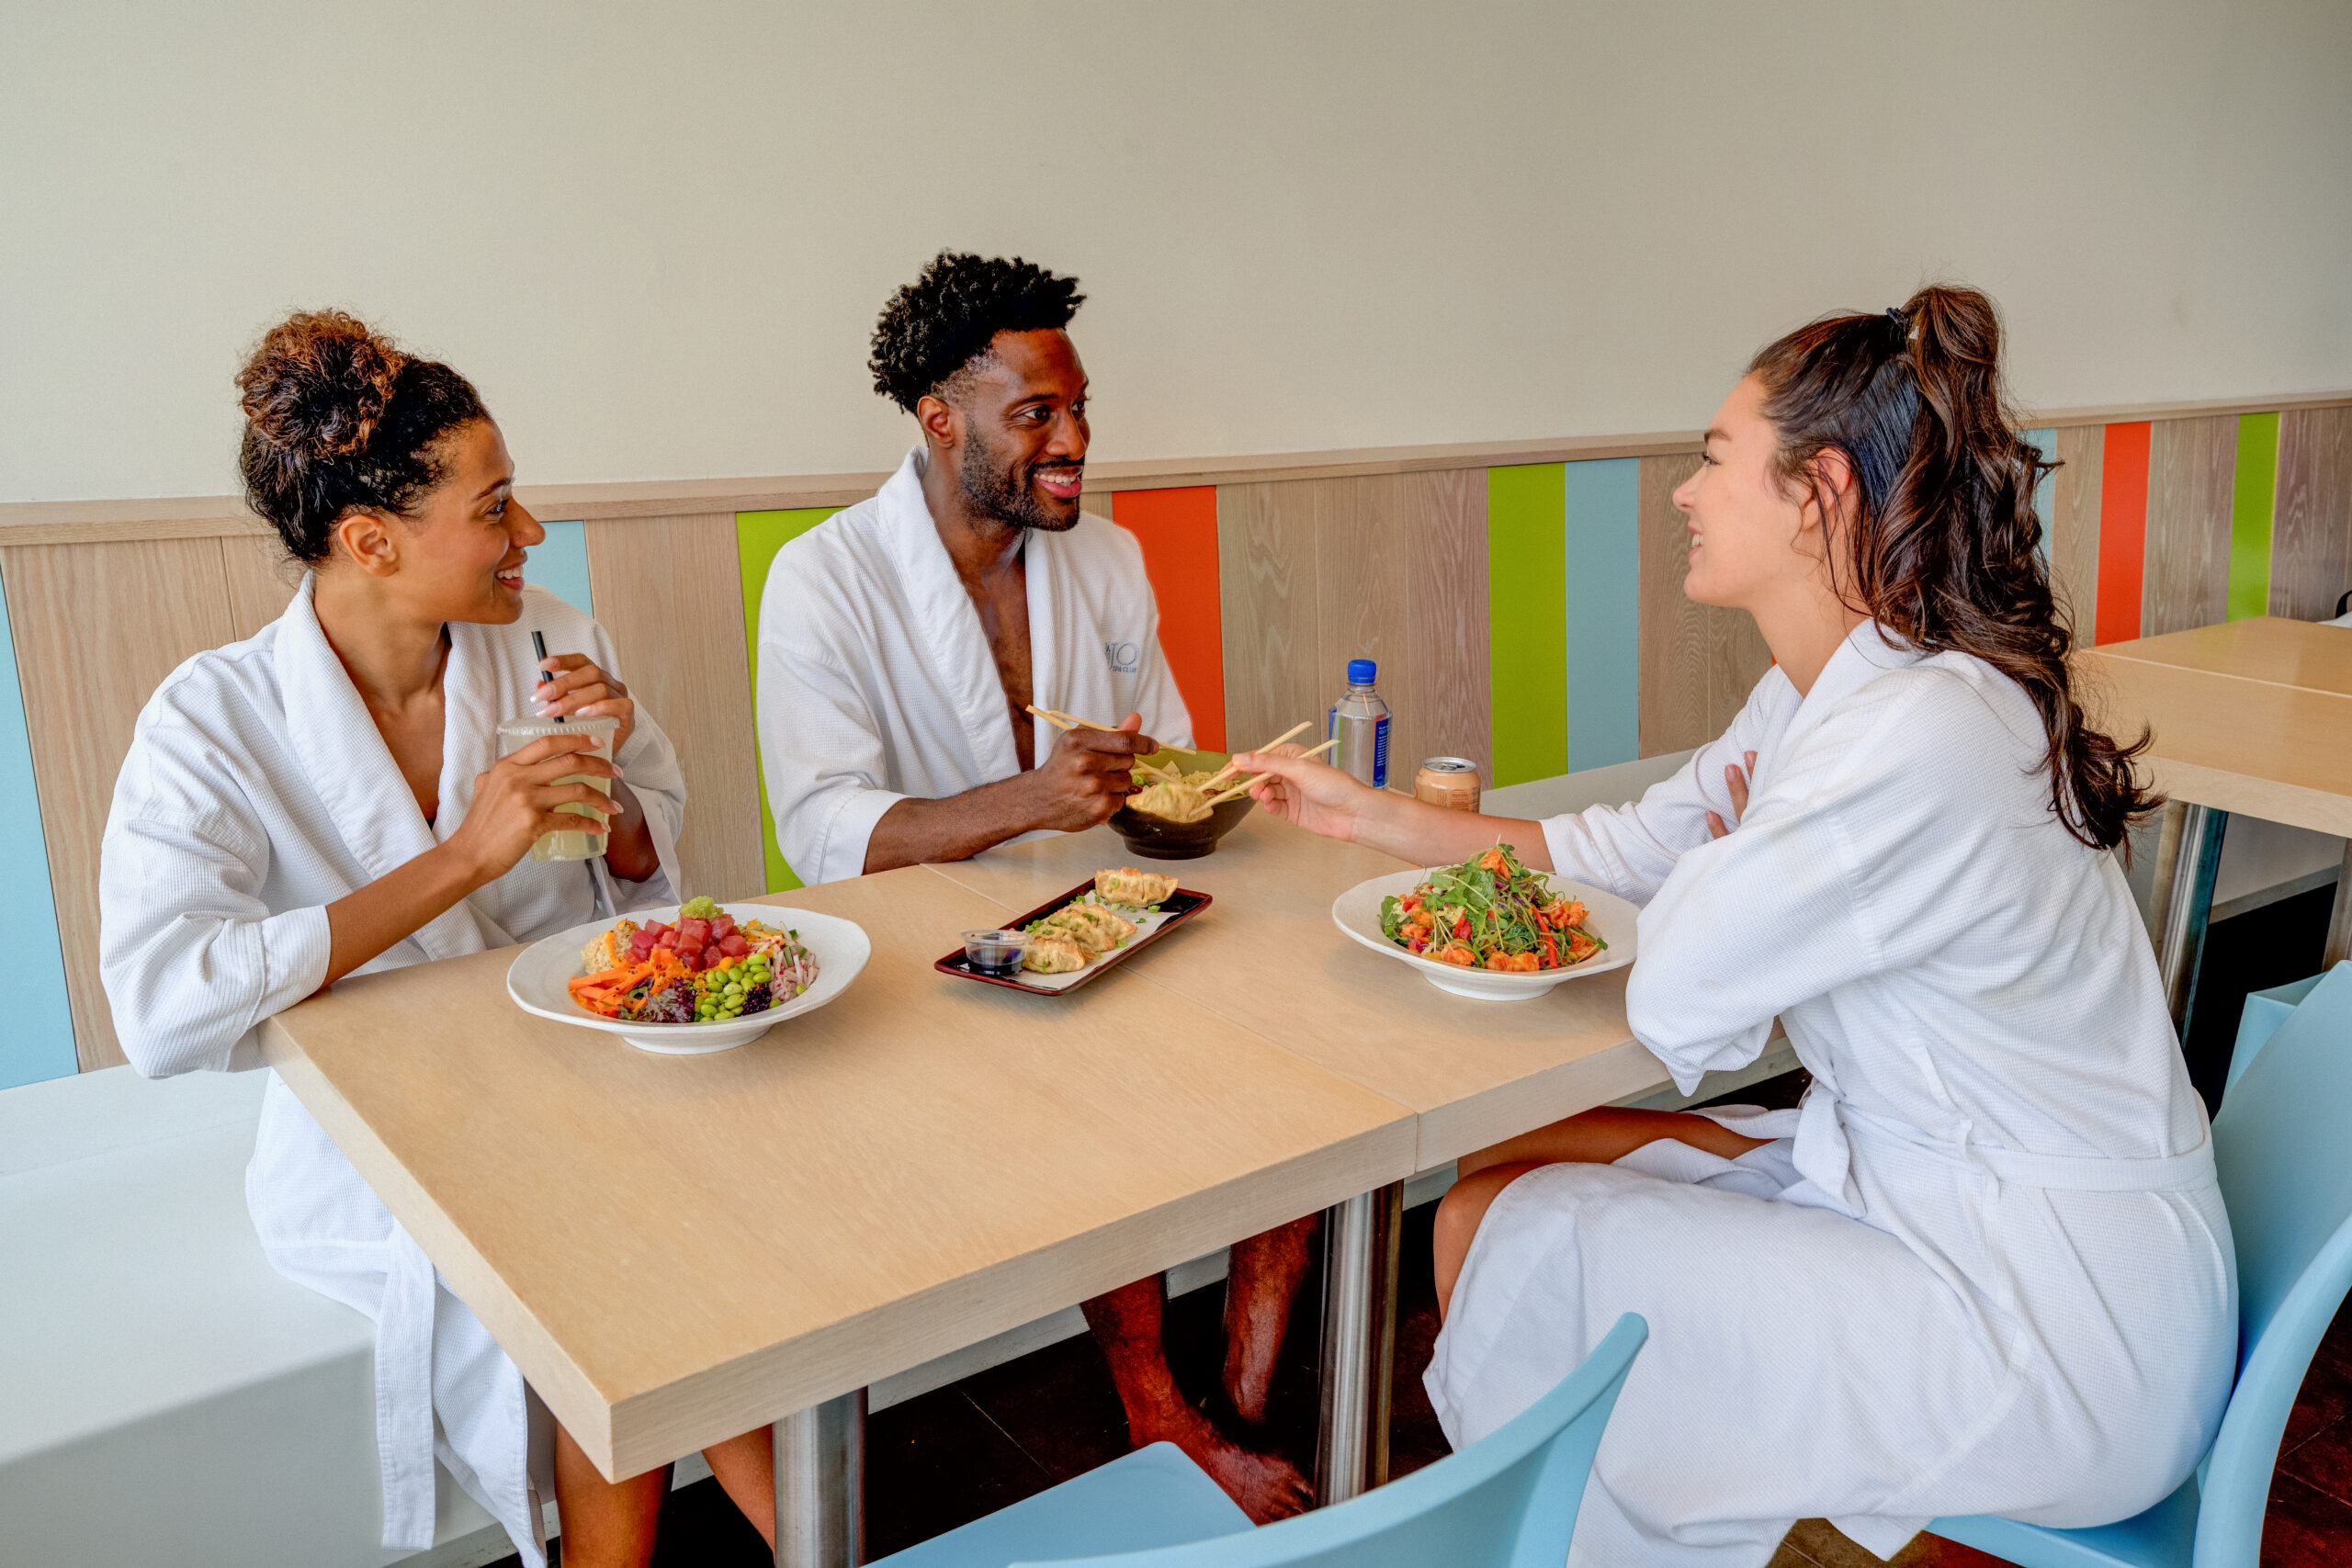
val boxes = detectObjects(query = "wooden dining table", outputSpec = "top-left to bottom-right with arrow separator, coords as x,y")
2079,616 -> 2352,1023
256,807 -> 1697,1566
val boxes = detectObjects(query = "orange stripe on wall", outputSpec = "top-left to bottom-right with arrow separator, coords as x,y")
2096,423 -> 2151,644
1112,486 -> 1227,750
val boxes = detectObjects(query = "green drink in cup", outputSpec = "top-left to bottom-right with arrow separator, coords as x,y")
496,715 -> 619,863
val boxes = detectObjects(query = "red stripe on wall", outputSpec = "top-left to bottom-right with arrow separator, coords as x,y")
2096,422 -> 2151,645
1112,486 -> 1226,750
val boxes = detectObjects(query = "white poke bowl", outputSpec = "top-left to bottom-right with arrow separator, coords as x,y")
1329,870 -> 1638,1001
506,902 -> 869,1055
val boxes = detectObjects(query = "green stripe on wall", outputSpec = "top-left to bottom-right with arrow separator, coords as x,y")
2227,412 -> 2280,621
1487,464 -> 1567,787
1562,458 -> 1640,772
738,507 -> 842,892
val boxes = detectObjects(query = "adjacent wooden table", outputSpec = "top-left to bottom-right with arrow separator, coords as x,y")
259,812 -> 1679,1565
2081,616 -> 2352,1017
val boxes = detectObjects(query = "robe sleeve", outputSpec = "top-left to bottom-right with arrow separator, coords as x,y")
756,626 -> 907,886
1623,671 -> 1975,1093
99,731 -> 333,1078
1540,672 -> 1789,905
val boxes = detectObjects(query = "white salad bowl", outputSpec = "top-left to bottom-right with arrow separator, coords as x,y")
506,902 -> 870,1055
1329,869 -> 1638,1001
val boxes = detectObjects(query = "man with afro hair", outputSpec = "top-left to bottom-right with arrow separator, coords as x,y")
757,250 -> 1187,883
754,252 -> 1316,1521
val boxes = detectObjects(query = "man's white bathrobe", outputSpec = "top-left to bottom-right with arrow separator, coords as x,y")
1429,624 -> 2235,1567
98,579 -> 685,1566
756,448 -> 1191,885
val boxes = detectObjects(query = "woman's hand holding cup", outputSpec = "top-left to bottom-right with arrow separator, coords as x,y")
446,734 -> 619,885
535,653 -> 635,753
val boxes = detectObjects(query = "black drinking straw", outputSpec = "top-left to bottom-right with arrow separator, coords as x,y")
530,630 -> 563,722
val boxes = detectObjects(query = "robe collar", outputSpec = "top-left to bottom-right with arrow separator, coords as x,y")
274,575 -> 506,960
874,447 -> 1059,776
1774,621 -> 1923,761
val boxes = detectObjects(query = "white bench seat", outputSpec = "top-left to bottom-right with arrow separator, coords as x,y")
0,1067 -> 514,1567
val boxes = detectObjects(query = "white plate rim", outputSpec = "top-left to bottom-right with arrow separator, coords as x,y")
505,902 -> 870,1051
1328,868 -> 1636,994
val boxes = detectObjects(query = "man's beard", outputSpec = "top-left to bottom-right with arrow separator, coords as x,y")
958,424 -> 1082,533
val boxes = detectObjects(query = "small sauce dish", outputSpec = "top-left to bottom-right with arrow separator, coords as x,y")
961,929 -> 1031,976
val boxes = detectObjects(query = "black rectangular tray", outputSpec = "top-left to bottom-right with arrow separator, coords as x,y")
933,878 -> 1213,996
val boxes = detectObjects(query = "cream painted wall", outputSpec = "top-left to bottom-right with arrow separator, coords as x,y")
4,1 -> 2348,502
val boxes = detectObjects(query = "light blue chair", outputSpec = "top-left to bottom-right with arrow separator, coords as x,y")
871,1312 -> 1647,1567
1933,961 -> 2352,1568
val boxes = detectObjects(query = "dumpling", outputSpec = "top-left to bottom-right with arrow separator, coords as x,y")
1126,779 -> 1212,823
1022,935 -> 1091,974
1095,868 -> 1177,908
1043,904 -> 1137,953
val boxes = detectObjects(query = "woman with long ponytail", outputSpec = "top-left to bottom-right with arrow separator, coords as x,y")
1238,288 -> 2228,1565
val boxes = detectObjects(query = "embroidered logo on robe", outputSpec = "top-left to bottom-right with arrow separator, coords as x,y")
1103,640 -> 1139,673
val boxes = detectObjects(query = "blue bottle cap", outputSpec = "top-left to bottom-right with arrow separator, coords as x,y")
1347,658 -> 1377,684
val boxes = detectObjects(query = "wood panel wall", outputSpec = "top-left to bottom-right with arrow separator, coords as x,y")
0,537 -> 260,1068
2275,406 -> 2352,621
1213,472 -> 1490,778
582,513 -> 765,904
2143,415 -> 2238,637
1634,454 -> 1770,755
6,395 -> 2349,1077
2050,424 -> 2105,640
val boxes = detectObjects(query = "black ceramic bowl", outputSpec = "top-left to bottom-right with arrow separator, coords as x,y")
1109,749 -> 1257,861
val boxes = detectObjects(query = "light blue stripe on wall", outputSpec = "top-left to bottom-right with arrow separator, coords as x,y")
526,520 -> 594,616
1562,457 -> 1641,772
2025,428 -> 2057,564
0,567 -> 78,1088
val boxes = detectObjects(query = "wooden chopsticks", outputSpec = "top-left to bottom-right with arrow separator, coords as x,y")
1202,736 -> 1338,805
1023,706 -> 1340,803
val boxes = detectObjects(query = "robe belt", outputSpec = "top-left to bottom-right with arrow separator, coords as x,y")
376,1223 -> 440,1551
1838,1101 -> 2217,1194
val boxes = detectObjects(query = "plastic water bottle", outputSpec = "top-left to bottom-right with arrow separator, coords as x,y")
1328,659 -> 1392,789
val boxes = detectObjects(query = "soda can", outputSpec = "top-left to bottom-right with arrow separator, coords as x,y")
1415,757 -> 1481,812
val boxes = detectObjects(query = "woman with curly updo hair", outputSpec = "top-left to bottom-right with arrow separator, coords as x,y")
97,310 -> 775,1566
1238,287 -> 2231,1564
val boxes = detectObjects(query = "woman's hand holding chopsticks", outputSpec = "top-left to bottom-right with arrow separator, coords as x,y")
1237,746 -> 1557,872
1229,745 -> 1379,841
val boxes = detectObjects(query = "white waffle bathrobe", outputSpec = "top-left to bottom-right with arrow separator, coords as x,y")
1428,623 -> 2235,1567
756,447 -> 1191,885
98,578 -> 686,1566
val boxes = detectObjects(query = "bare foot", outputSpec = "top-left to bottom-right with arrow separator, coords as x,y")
1136,1405 -> 1314,1523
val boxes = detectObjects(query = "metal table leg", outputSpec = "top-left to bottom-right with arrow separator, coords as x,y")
775,1389 -> 865,1568
1315,1182 -> 1403,1506
2155,803 -> 2228,1037
2327,840 -> 2352,969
